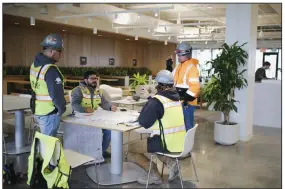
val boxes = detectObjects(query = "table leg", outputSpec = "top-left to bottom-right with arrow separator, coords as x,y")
110,131 -> 123,174
15,110 -> 25,148
86,130 -> 147,185
4,110 -> 31,155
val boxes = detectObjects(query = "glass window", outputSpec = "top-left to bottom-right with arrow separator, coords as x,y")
255,49 -> 264,71
212,49 -> 222,59
194,49 -> 212,78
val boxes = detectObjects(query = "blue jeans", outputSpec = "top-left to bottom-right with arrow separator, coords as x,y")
182,104 -> 196,131
35,114 -> 61,137
102,129 -> 111,153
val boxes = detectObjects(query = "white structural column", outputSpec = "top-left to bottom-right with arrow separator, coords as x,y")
225,4 -> 258,141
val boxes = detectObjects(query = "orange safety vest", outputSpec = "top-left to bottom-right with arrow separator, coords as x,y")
172,58 -> 200,106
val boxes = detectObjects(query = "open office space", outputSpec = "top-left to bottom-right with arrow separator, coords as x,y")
2,3 -> 282,188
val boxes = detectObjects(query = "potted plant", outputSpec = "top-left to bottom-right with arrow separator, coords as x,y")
202,42 -> 248,145
129,72 -> 148,89
129,72 -> 149,98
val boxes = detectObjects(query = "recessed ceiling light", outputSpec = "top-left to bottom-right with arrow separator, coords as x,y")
126,39 -> 130,40
14,22 -> 19,25
62,29 -> 66,32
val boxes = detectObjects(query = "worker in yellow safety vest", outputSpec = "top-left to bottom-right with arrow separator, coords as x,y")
30,34 -> 66,137
173,42 -> 200,131
128,70 -> 186,185
70,71 -> 117,158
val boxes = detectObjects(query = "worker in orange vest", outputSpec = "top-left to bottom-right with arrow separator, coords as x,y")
173,42 -> 200,131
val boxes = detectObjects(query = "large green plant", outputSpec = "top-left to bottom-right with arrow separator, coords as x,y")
202,42 -> 248,125
129,72 -> 148,89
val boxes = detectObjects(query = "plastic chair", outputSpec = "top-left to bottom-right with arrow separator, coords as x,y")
146,124 -> 199,188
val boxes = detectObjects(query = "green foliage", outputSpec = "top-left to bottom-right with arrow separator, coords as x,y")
202,42 -> 248,124
3,66 -> 152,77
129,72 -> 149,89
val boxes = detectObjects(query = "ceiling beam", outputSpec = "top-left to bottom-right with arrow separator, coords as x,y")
181,4 -> 225,24
117,4 -> 174,10
270,4 -> 281,15
55,5 -> 174,19
167,15 -> 225,21
258,7 -> 281,27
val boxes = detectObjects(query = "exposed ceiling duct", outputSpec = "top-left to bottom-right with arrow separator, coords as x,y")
2,3 -> 281,43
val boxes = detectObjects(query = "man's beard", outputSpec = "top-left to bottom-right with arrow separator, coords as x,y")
87,82 -> 97,88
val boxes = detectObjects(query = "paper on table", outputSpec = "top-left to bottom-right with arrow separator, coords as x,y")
71,109 -> 139,124
117,121 -> 140,127
74,112 -> 94,118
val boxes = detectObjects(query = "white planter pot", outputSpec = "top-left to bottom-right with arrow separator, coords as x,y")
214,121 -> 239,145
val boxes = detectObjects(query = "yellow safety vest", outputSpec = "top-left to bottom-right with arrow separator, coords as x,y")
30,63 -> 65,115
72,86 -> 102,110
27,131 -> 71,188
149,95 -> 186,152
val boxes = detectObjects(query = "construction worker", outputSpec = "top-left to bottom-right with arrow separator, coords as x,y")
30,34 -> 66,137
70,71 -> 117,158
173,42 -> 200,131
128,70 -> 186,185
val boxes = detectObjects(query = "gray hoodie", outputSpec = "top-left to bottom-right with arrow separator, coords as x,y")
71,82 -> 112,113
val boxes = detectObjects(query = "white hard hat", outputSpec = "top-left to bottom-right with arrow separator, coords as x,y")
155,70 -> 174,85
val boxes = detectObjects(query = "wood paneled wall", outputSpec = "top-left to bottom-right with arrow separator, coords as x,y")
3,25 -> 176,75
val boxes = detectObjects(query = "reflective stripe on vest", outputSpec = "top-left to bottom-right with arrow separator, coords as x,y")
152,125 -> 185,135
30,63 -> 64,115
174,64 -> 193,89
150,94 -> 186,152
36,95 -> 52,101
82,93 -> 101,99
72,86 -> 102,110
27,131 -> 71,188
30,64 -> 52,80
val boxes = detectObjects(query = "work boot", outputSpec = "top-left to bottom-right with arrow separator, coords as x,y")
137,171 -> 162,185
166,159 -> 179,181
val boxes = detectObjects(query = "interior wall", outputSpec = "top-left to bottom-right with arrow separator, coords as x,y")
145,43 -> 177,74
3,25 -> 177,74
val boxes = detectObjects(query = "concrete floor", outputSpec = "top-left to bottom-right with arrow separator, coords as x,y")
3,109 -> 281,188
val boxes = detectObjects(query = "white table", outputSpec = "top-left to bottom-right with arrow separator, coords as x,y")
3,95 -> 31,155
62,109 -> 147,185
111,97 -> 148,110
